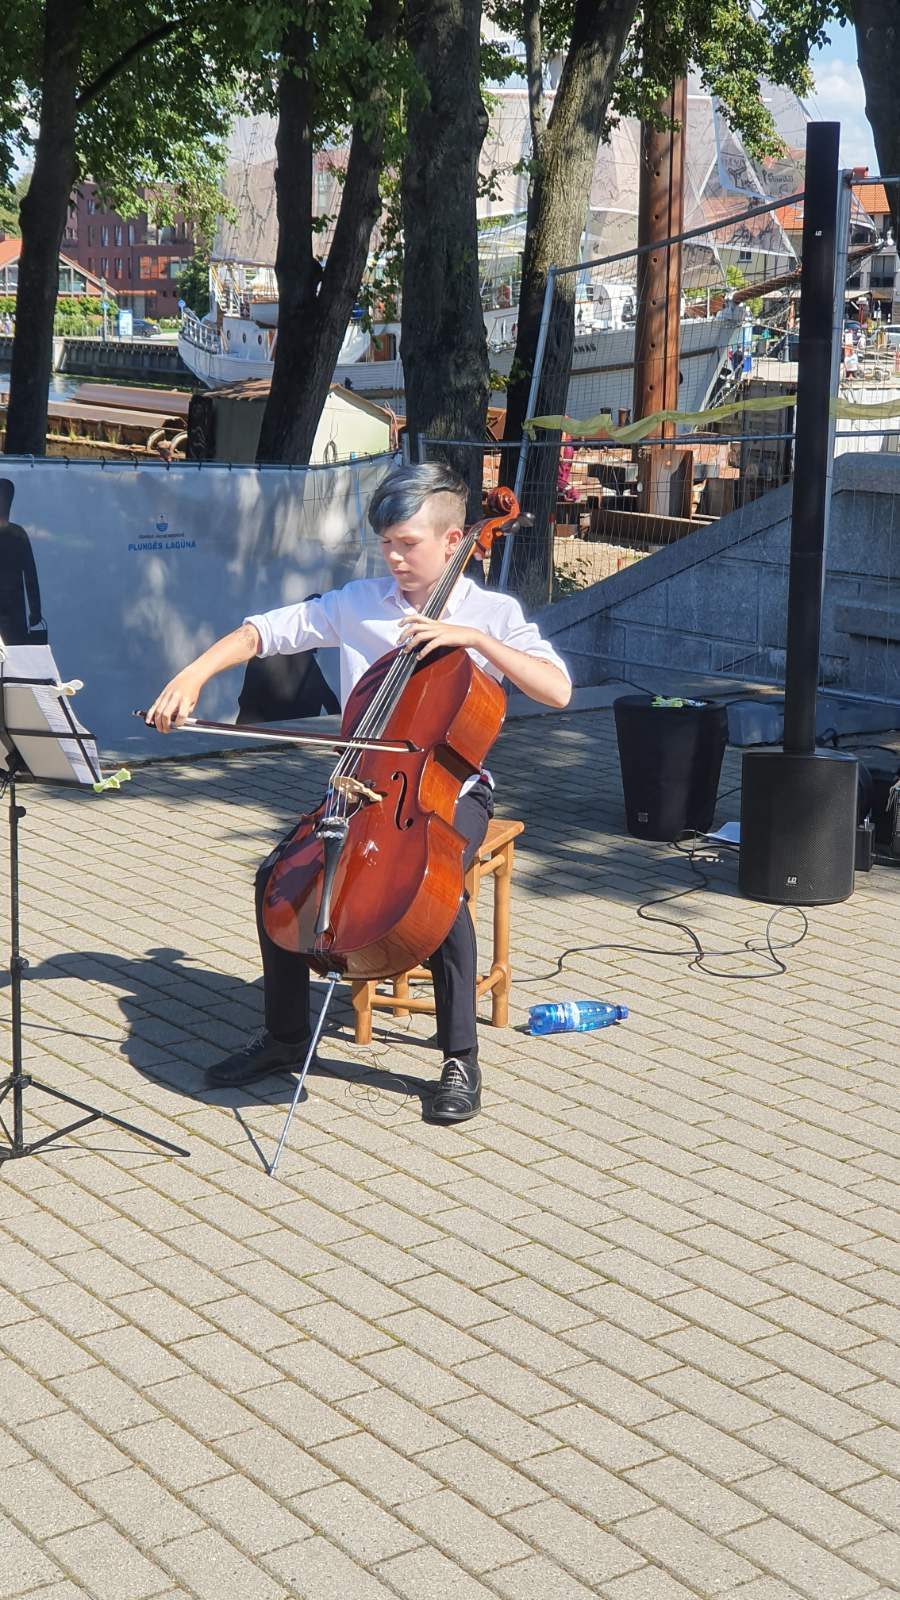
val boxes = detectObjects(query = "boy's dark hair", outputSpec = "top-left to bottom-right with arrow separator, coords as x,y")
367,462 -> 467,537
0,479 -> 14,517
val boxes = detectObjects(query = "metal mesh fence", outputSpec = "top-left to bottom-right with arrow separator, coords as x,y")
423,193 -> 807,608
510,191 -> 806,599
423,174 -> 900,726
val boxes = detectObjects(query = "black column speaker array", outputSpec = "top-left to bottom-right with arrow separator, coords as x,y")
739,122 -> 858,906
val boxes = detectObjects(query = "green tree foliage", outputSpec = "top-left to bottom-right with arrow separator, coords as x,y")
1,0 -> 255,454
176,249 -> 211,316
2,1 -> 407,461
0,173 -> 31,238
619,1 -> 844,151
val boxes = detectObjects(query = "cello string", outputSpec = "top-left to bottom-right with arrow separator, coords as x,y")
307,506 -> 509,948
335,522 -> 479,759
324,530 -> 472,822
358,515 -> 482,739
322,513 -> 490,818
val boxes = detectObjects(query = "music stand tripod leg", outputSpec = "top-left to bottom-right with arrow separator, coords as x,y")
268,970 -> 340,1178
0,771 -> 190,1164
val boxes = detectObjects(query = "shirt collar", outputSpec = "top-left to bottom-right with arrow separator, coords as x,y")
387,573 -> 473,616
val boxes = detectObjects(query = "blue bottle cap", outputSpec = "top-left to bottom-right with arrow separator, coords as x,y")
617,1005 -> 629,1020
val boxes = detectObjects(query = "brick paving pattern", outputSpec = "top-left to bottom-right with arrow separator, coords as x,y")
0,706 -> 897,1598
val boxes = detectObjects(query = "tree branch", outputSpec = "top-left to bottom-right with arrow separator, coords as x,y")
523,0 -> 546,156
76,19 -> 183,110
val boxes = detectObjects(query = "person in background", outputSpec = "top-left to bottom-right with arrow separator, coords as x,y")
556,432 -> 581,504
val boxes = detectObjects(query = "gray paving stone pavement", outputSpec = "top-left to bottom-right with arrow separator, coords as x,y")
0,706 -> 898,1598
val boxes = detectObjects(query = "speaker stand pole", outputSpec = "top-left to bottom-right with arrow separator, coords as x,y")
738,122 -> 859,907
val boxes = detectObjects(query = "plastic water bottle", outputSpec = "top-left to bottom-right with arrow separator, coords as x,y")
528,1001 -> 628,1036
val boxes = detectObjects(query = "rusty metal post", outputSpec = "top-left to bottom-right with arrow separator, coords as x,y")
633,77 -> 689,519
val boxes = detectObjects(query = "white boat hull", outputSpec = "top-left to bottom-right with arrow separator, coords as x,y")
179,308 -> 738,425
178,340 -> 275,386
565,310 -> 742,425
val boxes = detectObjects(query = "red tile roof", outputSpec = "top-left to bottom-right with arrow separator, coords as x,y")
852,180 -> 892,217
775,183 -> 891,235
774,203 -> 804,232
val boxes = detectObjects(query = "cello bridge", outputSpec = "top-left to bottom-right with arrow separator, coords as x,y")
333,775 -> 382,805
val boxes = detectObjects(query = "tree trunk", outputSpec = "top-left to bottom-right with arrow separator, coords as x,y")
4,0 -> 87,458
401,0 -> 490,506
497,0 -> 638,594
854,0 -> 900,243
257,1 -> 398,465
502,0 -> 639,448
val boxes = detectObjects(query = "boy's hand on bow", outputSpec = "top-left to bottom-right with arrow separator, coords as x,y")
398,615 -> 483,659
145,668 -> 203,732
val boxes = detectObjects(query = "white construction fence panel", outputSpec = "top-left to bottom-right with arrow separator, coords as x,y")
0,455 -> 394,758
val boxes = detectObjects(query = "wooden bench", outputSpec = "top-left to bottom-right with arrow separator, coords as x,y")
350,816 -> 525,1045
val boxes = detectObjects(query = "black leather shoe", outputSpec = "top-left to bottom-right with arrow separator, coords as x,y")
206,1027 -> 314,1087
429,1057 -> 481,1122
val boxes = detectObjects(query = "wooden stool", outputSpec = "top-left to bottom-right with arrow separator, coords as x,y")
350,816 -> 525,1045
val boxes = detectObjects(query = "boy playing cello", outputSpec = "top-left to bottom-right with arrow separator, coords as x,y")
147,462 -> 571,1122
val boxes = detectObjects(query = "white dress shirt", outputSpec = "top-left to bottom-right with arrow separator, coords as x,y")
246,574 -> 570,708
245,573 -> 570,793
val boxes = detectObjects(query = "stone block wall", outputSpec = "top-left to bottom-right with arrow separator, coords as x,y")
537,454 -> 900,703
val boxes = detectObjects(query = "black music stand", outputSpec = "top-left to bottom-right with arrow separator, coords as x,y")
0,657 -> 189,1164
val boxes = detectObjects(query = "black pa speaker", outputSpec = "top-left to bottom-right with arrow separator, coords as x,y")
613,696 -> 728,841
739,749 -> 858,905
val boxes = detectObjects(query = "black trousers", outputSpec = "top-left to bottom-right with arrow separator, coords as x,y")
255,781 -> 494,1066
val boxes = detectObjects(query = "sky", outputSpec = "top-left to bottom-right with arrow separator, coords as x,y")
807,17 -> 878,173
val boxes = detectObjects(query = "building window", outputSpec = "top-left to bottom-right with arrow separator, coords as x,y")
139,256 -> 154,280
167,259 -> 184,278
315,171 -> 330,206
100,225 -> 109,246
114,224 -> 122,246
87,196 -> 97,214
99,256 -> 108,278
87,225 -> 95,245
145,222 -> 159,245
738,249 -> 753,263
127,222 -> 136,245
87,256 -> 94,272
114,258 -> 123,279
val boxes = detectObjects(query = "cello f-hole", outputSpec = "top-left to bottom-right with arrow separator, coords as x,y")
391,771 -> 415,830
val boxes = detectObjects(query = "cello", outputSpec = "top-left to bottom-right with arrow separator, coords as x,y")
261,486 -> 522,981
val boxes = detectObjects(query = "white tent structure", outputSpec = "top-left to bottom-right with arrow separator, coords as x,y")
216,81 -> 811,278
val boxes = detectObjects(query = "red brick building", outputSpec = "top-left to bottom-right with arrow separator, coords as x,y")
64,181 -> 194,319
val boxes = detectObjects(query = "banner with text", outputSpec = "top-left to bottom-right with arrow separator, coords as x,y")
0,455 -> 393,759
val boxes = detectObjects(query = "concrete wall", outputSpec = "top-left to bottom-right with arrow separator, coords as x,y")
0,335 -> 189,381
537,453 -> 900,703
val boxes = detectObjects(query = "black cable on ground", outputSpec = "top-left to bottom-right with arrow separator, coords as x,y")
529,832 -> 809,984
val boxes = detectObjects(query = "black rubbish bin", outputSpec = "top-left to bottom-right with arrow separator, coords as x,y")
613,695 -> 728,840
